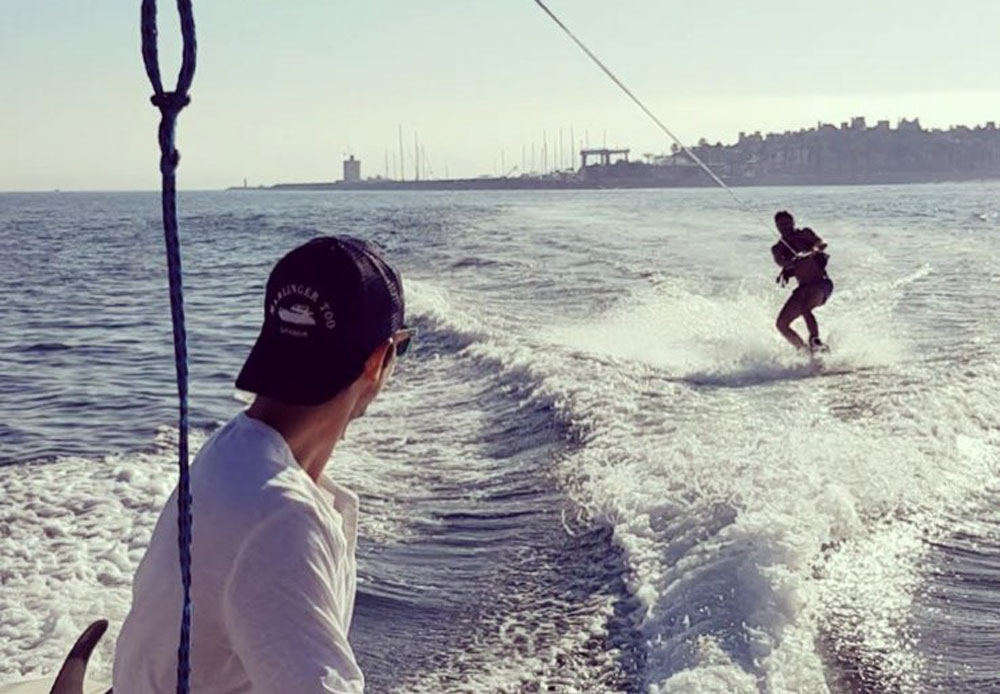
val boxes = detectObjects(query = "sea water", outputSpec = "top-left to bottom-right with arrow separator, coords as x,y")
1,182 -> 998,693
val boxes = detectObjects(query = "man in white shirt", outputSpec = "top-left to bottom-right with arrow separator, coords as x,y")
114,236 -> 413,693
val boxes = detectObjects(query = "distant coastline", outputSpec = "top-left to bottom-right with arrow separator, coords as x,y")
231,117 -> 1000,192
230,171 -> 1000,193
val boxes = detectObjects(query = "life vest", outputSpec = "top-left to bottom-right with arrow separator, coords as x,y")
771,229 -> 828,269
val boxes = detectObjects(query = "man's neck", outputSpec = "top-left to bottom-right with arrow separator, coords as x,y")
245,394 -> 355,482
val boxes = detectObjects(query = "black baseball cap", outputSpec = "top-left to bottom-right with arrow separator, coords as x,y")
236,236 -> 405,405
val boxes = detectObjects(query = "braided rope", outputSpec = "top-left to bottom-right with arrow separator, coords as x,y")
139,2 -> 197,693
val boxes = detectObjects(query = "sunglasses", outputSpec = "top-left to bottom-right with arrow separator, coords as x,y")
390,327 -> 417,357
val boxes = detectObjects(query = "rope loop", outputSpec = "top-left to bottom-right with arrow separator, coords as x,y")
141,0 -> 197,99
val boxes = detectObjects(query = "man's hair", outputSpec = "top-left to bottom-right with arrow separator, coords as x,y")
774,210 -> 794,224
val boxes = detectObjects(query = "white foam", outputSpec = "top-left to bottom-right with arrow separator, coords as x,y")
447,262 -> 1000,691
391,594 -> 622,694
0,441 -> 188,684
549,269 -> 915,384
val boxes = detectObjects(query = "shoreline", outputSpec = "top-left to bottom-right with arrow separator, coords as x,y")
230,172 -> 1000,193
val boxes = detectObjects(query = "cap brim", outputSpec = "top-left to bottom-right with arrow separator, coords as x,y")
235,333 -> 353,407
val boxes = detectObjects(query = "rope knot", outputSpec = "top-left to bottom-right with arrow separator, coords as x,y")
150,91 -> 191,115
160,149 -> 182,175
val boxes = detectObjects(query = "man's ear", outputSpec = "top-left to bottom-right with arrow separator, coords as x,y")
361,342 -> 391,383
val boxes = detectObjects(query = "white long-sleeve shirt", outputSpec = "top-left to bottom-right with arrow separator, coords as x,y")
113,412 -> 363,693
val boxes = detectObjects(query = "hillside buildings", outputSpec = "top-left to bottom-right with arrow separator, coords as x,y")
681,118 -> 1000,185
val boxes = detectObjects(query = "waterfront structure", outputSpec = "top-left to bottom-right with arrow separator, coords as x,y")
343,155 -> 361,183
246,117 -> 1000,192
580,148 -> 630,168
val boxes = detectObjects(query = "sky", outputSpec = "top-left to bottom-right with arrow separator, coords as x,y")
2,0 -> 998,191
